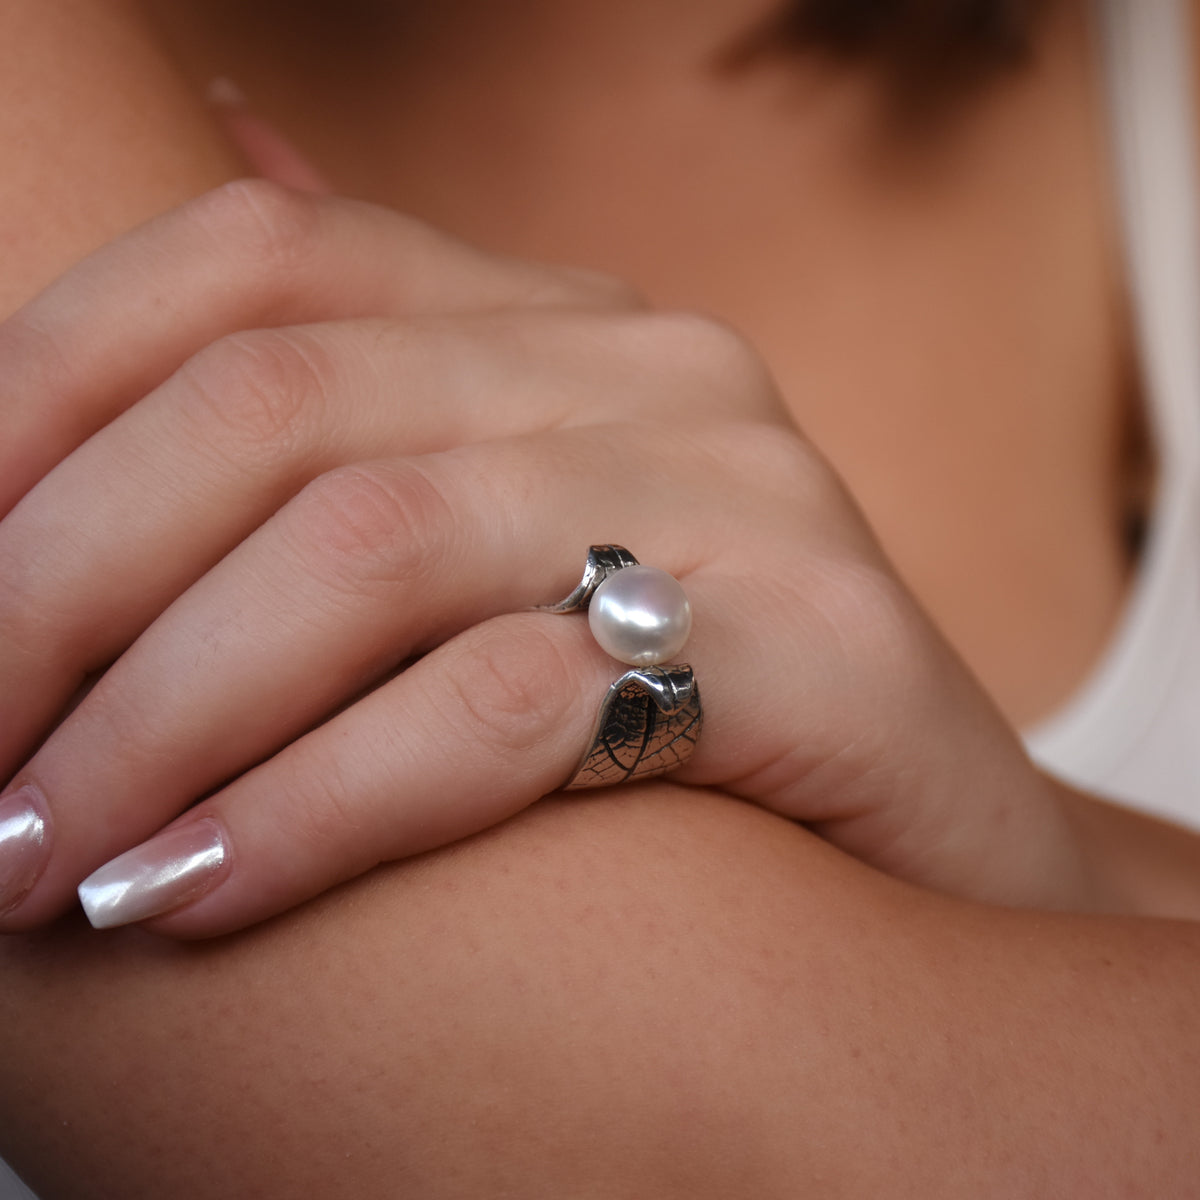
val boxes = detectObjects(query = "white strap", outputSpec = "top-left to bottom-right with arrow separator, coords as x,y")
1025,0 -> 1200,814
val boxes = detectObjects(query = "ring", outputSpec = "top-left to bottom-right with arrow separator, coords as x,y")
542,545 -> 702,790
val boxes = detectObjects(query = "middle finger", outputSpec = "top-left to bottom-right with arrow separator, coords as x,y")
0,309 -> 775,774
5,423 -> 735,923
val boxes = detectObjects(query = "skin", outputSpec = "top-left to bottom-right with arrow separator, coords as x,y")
139,0 -> 1135,728
0,0 -> 243,316
1,0 -> 1199,1195
3,788 -> 1200,1199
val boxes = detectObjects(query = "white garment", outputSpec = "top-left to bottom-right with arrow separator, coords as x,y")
1025,0 -> 1200,830
0,1164 -> 34,1200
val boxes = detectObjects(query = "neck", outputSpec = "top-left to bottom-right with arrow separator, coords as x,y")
134,0 -> 1133,725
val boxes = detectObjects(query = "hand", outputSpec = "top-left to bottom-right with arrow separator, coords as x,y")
0,181 -> 1094,937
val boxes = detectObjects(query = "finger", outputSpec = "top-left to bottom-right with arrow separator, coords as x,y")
4,420 -> 1066,933
0,178 -> 638,515
0,310 -> 774,774
81,612 -> 615,937
69,489 -> 903,938
0,423 -> 734,928
207,78 -> 336,193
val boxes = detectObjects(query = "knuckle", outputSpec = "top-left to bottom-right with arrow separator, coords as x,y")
531,264 -> 645,311
619,309 -> 787,427
655,310 -> 770,381
186,178 -> 321,277
287,462 -> 453,589
567,267 -> 645,309
174,329 -> 332,467
727,422 -> 872,537
685,419 -> 825,516
807,558 -> 923,685
443,620 -> 579,756
0,308 -> 72,401
0,519 -> 102,670
0,548 -> 69,667
716,421 -> 819,486
279,759 -> 371,864
64,674 -> 176,773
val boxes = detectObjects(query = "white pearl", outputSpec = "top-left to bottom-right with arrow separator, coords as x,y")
588,565 -> 692,666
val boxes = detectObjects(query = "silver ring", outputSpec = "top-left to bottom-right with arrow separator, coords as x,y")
542,545 -> 702,790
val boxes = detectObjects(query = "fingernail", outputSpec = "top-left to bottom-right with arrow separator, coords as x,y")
0,786 -> 51,915
205,76 -> 247,109
78,819 -> 229,930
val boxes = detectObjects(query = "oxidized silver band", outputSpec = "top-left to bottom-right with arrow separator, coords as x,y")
543,545 -> 702,790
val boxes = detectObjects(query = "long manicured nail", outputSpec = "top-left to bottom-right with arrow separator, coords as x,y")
0,786 -> 51,915
78,819 -> 229,930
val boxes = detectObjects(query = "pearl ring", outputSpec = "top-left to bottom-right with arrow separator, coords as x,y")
540,545 -> 702,789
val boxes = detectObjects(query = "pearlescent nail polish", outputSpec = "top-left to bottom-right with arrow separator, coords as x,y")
0,786 -> 51,915
78,819 -> 228,930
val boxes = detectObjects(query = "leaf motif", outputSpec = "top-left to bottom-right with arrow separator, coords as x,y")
565,665 -> 702,790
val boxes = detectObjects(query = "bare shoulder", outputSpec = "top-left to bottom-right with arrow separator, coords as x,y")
0,784 -> 1197,1198
0,0 -> 238,317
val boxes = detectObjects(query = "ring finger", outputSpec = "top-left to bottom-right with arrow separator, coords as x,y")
0,424 -> 738,928
0,308 -> 769,775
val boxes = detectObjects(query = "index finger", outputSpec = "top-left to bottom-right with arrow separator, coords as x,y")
1,179 -> 637,515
